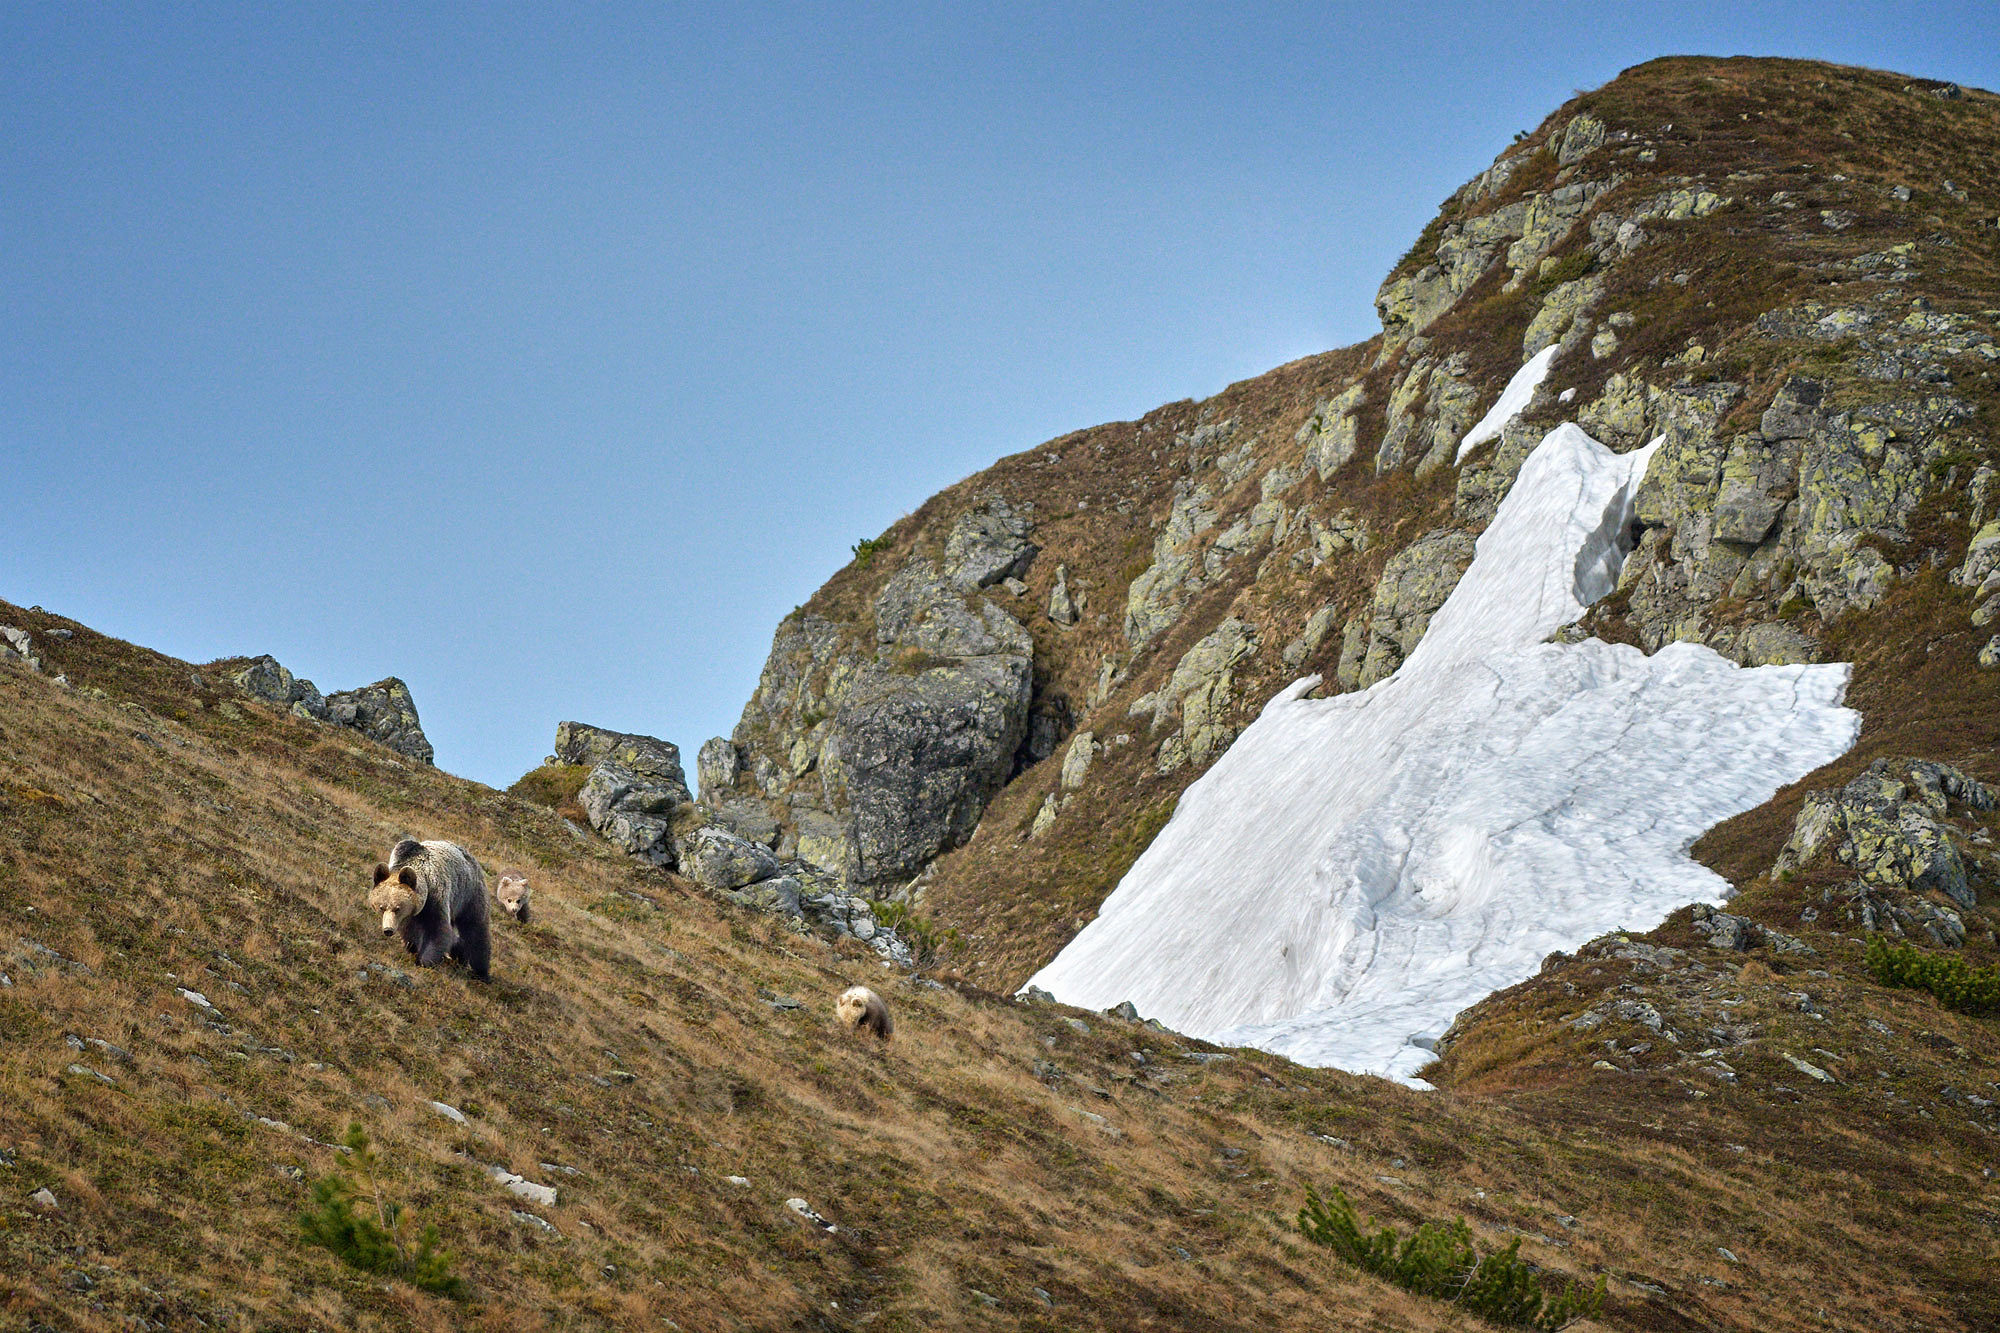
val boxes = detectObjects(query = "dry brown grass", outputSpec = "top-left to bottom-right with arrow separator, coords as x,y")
0,598 -> 1996,1330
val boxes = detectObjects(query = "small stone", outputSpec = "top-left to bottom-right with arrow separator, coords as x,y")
30,1187 -> 58,1211
1063,1018 -> 1091,1036
427,1100 -> 468,1124
786,1197 -> 836,1232
176,987 -> 214,1010
1781,1052 -> 1836,1084
1033,1287 -> 1055,1308
726,1175 -> 750,1187
511,1209 -> 560,1235
1103,1000 -> 1141,1022
1718,1247 -> 1740,1264
1980,636 -> 2000,670
66,1063 -> 114,1085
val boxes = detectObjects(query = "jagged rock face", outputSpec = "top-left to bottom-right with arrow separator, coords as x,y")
1336,530 -> 1476,689
556,721 -> 694,864
712,518 -> 1038,889
231,655 -> 327,721
1775,758 -> 1994,947
325,679 -> 432,764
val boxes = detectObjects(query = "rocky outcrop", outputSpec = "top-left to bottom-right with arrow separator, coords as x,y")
231,655 -> 328,721
1775,758 -> 1993,948
1,626 -> 43,673
943,496 -> 1039,590
557,722 -> 694,865
1135,617 -> 1261,773
708,504 -> 1040,888
1336,530 -> 1477,689
325,679 -> 432,764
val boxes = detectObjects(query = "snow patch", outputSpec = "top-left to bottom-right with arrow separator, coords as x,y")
1027,424 -> 1857,1084
1458,345 -> 1559,461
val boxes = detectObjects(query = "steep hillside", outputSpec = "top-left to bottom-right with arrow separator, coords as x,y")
3,607 -> 1999,1330
700,56 -> 2000,1014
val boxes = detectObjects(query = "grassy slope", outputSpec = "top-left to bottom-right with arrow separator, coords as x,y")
1,601 -> 1997,1332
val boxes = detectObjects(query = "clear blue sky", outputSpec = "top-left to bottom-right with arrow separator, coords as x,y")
6,3 -> 1996,789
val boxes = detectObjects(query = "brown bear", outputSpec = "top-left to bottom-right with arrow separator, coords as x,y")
368,838 -> 492,980
835,985 -> 892,1041
493,872 -> 532,924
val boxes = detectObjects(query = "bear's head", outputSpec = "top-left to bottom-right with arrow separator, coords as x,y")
835,986 -> 874,1027
368,864 -> 427,936
495,873 -> 531,923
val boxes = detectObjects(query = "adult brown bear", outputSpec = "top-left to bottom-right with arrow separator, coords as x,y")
368,838 -> 492,980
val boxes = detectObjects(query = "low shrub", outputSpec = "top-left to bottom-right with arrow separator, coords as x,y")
1298,1185 -> 1603,1330
1866,937 -> 2000,1015
851,535 -> 890,568
299,1124 -> 466,1298
873,899 -> 963,969
506,763 -> 592,822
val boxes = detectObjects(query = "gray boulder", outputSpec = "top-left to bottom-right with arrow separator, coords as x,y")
680,824 -> 781,892
560,723 -> 694,866
1776,758 -> 1990,914
820,652 -> 1032,884
325,679 -> 433,764
1047,564 -> 1080,626
943,496 -> 1038,591
0,626 -> 41,672
231,655 -> 329,721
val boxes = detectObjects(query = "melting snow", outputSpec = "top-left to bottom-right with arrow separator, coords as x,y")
1028,423 -> 1857,1084
1457,344 -> 1559,461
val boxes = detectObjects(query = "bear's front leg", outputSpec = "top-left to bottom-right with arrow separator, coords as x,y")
417,925 -> 457,967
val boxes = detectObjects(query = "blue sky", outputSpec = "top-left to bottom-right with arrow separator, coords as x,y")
5,3 -> 1997,789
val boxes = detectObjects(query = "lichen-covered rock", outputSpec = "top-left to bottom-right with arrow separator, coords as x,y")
1297,383 -> 1366,480
231,655 -> 329,721
325,679 -> 432,764
1556,113 -> 1606,165
1776,758 -> 1991,913
1047,564 -> 1079,626
1155,618 -> 1259,773
696,736 -> 740,799
1522,272 -> 1605,357
1377,354 -> 1481,475
942,496 -> 1038,591
679,824 -> 781,892
1059,730 -> 1097,790
1125,481 -> 1217,648
556,722 -> 692,803
1354,531 -> 1477,686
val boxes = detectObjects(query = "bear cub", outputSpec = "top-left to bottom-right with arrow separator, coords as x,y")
836,985 -> 893,1041
368,838 -> 492,980
493,872 -> 532,924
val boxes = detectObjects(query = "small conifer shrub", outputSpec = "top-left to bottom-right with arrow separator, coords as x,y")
299,1124 -> 466,1298
1866,937 -> 2000,1015
1298,1185 -> 1603,1330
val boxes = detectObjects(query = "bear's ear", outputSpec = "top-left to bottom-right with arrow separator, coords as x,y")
373,863 -> 391,885
398,867 -> 418,887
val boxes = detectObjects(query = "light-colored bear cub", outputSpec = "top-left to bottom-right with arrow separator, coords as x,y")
493,872 -> 532,924
836,985 -> 892,1041
368,838 -> 492,980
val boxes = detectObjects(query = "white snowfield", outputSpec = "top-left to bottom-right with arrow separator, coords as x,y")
1027,422 -> 1859,1084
